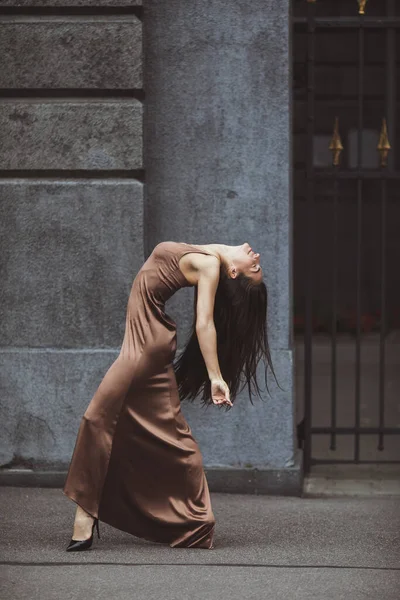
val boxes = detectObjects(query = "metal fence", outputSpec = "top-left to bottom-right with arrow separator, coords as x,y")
293,0 -> 400,473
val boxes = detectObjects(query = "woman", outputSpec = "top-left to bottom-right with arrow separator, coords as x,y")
63,240 -> 275,551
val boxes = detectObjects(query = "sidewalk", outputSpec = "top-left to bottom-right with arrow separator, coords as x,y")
1,487 -> 399,600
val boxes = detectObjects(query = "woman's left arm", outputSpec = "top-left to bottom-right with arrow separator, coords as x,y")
195,256 -> 232,407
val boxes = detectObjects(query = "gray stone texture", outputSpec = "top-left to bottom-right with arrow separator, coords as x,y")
144,0 -> 295,474
0,348 -> 294,474
0,180 -> 144,468
0,350 -> 118,466
0,0 -> 147,478
144,0 -> 292,352
0,460 -> 304,495
0,181 -> 143,348
0,20 -> 142,89
205,457 -> 302,495
0,0 -> 298,492
0,101 -> 142,170
181,349 -> 295,468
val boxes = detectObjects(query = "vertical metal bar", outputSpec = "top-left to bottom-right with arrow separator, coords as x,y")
330,173 -> 338,451
329,117 -> 343,452
304,0 -> 316,474
387,0 -> 396,171
355,180 -> 362,462
378,176 -> 387,450
354,19 -> 364,463
377,0 -> 394,450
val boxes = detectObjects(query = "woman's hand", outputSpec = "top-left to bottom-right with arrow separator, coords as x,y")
211,378 -> 232,408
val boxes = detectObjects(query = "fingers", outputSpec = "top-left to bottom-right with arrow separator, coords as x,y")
223,387 -> 232,407
212,392 -> 232,408
225,389 -> 232,406
216,400 -> 232,408
211,394 -> 224,405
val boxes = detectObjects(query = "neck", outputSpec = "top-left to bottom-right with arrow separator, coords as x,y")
205,243 -> 238,267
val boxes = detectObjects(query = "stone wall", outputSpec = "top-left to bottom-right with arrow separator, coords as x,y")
0,0 -> 300,493
0,1 -> 144,467
144,0 -> 299,485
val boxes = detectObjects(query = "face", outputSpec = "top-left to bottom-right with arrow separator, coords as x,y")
229,242 -> 263,283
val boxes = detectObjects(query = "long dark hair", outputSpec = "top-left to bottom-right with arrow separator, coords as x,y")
173,264 -> 278,408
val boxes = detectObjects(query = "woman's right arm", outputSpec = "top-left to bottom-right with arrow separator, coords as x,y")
195,256 -> 232,407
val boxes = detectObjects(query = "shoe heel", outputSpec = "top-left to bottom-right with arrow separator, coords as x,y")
66,516 -> 99,552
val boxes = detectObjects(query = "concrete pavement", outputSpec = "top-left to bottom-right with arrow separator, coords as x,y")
1,487 -> 399,599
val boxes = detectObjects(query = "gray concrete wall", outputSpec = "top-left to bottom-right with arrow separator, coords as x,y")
0,3 -> 144,466
144,1 -> 299,477
0,0 -> 300,493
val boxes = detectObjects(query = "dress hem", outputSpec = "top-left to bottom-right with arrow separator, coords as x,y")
62,489 -> 215,549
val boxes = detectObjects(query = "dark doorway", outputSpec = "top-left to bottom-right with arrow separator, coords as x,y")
293,0 -> 400,473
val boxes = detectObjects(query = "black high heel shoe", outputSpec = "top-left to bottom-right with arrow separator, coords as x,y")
66,517 -> 100,552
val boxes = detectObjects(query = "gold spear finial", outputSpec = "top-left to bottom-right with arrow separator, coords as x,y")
377,118 -> 391,168
329,117 -> 344,167
358,0 -> 367,14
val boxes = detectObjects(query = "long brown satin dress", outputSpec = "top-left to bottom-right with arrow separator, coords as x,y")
62,241 -> 216,549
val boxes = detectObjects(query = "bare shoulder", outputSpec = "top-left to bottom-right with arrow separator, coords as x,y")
179,252 -> 220,286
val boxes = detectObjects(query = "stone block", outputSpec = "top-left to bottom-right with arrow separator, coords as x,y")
205,453 -> 303,495
180,349 -> 295,468
144,0 -> 294,478
0,180 -> 143,347
0,20 -> 142,89
0,101 -> 142,170
0,458 -> 304,495
0,349 -> 119,466
144,0 -> 291,350
0,348 -> 297,479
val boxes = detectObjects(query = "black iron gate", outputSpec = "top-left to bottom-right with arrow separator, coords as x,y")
293,0 -> 400,473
